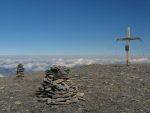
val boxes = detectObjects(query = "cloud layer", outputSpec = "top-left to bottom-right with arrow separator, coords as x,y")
0,56 -> 149,76
0,74 -> 4,77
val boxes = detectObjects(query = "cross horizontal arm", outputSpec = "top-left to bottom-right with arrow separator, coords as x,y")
117,38 -> 129,41
117,37 -> 141,41
130,37 -> 141,40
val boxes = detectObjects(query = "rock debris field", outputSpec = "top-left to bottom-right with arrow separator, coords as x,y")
0,64 -> 150,113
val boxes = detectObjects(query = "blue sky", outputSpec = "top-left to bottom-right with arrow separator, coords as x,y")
0,0 -> 149,56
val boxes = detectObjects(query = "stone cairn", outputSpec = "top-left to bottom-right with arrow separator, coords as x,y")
16,64 -> 24,78
36,65 -> 84,105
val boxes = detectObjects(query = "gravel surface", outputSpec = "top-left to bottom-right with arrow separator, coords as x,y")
0,64 -> 150,113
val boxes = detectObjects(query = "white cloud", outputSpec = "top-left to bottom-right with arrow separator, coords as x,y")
0,56 -> 149,76
0,74 -> 4,77
131,57 -> 150,63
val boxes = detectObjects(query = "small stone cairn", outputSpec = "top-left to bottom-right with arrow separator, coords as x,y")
16,64 -> 24,78
36,65 -> 84,105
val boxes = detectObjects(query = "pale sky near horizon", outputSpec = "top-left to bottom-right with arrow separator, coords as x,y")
0,0 -> 150,56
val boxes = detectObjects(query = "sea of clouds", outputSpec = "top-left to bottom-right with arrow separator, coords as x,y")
0,56 -> 149,77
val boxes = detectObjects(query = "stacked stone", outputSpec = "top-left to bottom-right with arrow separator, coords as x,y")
36,65 -> 84,105
16,64 -> 24,78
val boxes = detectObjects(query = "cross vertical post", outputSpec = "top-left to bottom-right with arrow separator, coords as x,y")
126,27 -> 130,66
117,27 -> 141,66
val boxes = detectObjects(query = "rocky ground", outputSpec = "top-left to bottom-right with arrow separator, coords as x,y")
0,64 -> 150,113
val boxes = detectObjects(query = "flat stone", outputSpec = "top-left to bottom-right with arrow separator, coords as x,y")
37,98 -> 48,102
76,92 -> 84,97
0,87 -> 4,90
45,88 -> 52,91
47,98 -> 52,104
72,97 -> 79,103
54,84 -> 68,91
10,97 -> 14,99
53,79 -> 64,84
15,101 -> 22,105
74,74 -> 79,77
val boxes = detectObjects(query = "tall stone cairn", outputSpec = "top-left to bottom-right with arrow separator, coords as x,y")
36,65 -> 84,105
16,64 -> 24,78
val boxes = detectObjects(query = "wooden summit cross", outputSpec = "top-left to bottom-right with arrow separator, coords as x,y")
117,27 -> 141,66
